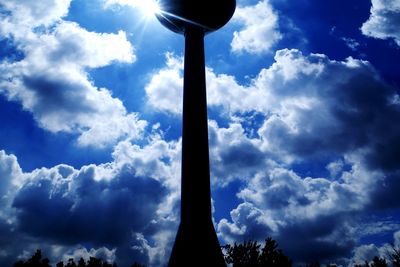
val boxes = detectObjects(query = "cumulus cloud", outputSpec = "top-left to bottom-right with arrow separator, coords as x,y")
0,0 -> 71,31
208,121 -> 271,186
146,47 -> 400,219
60,246 -> 117,264
231,0 -> 281,54
145,53 -> 268,115
0,0 -> 145,148
0,131 -> 181,266
13,164 -> 165,245
349,230 -> 400,265
145,53 -> 183,114
217,162 -> 379,262
361,0 -> 400,46
145,48 -> 400,263
193,49 -> 400,263
147,49 -> 400,170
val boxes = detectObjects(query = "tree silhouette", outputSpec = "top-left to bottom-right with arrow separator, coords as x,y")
10,244 -> 399,267
370,256 -> 388,267
57,257 -> 118,267
390,246 -> 400,267
78,258 -> 86,267
354,257 -> 388,267
65,258 -> 77,267
222,237 -> 292,267
259,237 -> 291,267
14,251 -> 119,267
223,240 -> 260,267
13,250 -> 51,267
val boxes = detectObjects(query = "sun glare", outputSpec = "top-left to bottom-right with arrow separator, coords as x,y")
136,0 -> 160,17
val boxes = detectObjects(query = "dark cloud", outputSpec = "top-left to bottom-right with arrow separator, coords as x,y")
22,74 -> 95,117
0,135 -> 181,266
278,214 -> 355,262
369,171 -> 400,209
260,57 -> 400,167
209,121 -> 270,186
12,165 -> 166,246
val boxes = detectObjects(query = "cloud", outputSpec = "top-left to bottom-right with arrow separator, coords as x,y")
144,53 -> 268,115
0,150 -> 23,193
0,150 -> 25,225
145,53 -> 183,114
146,50 -> 325,116
0,0 -> 71,31
349,230 -> 400,265
231,0 -> 282,54
218,202 -> 273,244
103,0 -> 155,10
12,164 -> 165,246
0,1 -> 145,148
217,163 -> 376,262
201,49 -> 400,263
149,49 -> 400,173
0,132 -> 182,266
361,0 -> 400,46
59,246 -> 117,264
208,121 -> 271,186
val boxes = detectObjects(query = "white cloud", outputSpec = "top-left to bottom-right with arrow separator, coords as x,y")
145,49 -> 333,117
35,22 -> 135,68
395,230 -> 400,247
147,48 -> 400,178
0,0 -> 71,30
144,53 -> 259,115
361,0 -> 400,46
231,0 -> 281,54
0,1 -> 146,148
103,0 -> 154,10
59,246 -> 117,265
218,202 -> 274,244
351,244 -> 381,264
350,230 -> 400,265
0,151 -> 23,191
145,53 -> 183,114
0,151 -> 24,222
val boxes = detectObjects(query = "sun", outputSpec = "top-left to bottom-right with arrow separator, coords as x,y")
136,0 -> 160,17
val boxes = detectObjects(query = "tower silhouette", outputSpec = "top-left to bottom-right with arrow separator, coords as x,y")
155,0 -> 236,266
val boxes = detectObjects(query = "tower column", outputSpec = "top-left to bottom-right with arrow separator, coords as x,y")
167,25 -> 226,266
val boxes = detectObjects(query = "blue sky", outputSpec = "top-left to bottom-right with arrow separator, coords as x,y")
0,0 -> 400,266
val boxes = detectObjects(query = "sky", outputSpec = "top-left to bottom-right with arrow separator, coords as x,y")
0,0 -> 400,266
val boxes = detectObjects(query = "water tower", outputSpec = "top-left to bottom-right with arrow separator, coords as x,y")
155,0 -> 236,266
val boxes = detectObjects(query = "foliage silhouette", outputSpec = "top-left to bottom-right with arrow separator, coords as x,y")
11,243 -> 400,267
13,250 -> 50,267
56,257 -> 117,267
370,256 -> 388,267
13,251 -> 121,267
390,245 -> 400,267
354,256 -> 388,267
222,237 -> 292,267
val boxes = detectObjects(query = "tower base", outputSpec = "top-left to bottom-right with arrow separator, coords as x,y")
168,220 -> 226,266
